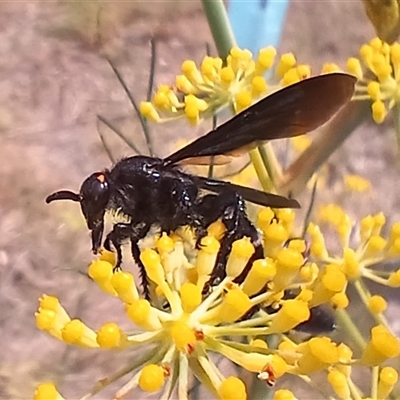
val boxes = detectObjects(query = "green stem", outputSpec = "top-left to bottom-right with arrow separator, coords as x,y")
393,104 -> 400,160
335,308 -> 367,353
371,365 -> 379,399
353,279 -> 389,328
258,143 -> 282,188
202,0 -> 277,195
201,0 -> 237,59
249,149 -> 274,192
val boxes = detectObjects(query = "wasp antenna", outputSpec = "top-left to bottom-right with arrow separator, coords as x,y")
46,190 -> 81,204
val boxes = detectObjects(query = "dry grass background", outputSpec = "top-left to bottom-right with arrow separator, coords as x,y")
0,1 -> 399,399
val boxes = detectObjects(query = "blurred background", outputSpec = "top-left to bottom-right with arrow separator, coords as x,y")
0,1 -> 398,399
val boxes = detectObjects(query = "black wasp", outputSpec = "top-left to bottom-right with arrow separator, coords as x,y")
46,73 -> 356,296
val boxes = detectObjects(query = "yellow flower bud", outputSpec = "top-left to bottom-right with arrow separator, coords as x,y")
139,101 -> 160,122
242,258 -> 276,296
269,300 -> 310,333
274,389 -> 297,400
34,383 -> 65,400
296,337 -> 340,375
226,237 -> 255,279
327,370 -> 350,399
110,271 -> 139,304
368,295 -> 387,313
61,319 -> 99,348
372,100 -> 387,124
126,299 -> 162,330
276,53 -> 297,78
235,90 -> 252,112
257,46 -> 277,71
346,57 -> 363,79
322,63 -> 341,73
180,282 -> 202,313
88,260 -> 116,295
361,325 -> 400,365
378,367 -> 398,399
218,377 -> 247,400
170,321 -> 196,352
139,364 -> 165,392
96,322 -> 126,348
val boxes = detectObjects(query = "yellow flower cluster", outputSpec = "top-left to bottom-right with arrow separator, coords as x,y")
140,46 -> 313,125
34,204 -> 400,400
349,37 -> 400,123
312,205 -> 400,290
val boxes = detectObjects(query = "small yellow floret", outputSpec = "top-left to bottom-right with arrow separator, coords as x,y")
139,364 -> 165,392
34,383 -> 65,400
220,288 -> 252,323
361,325 -> 400,365
140,249 -> 165,286
126,299 -> 162,330
242,258 -> 276,296
196,235 -> 220,289
327,370 -> 350,399
342,248 -> 360,280
346,57 -> 363,79
296,64 -> 311,79
269,300 -> 310,333
180,282 -> 202,313
139,102 -> 160,121
170,321 -> 197,352
388,269 -> 400,286
331,292 -> 349,309
368,295 -> 387,313
296,337 -> 340,375
344,174 -> 371,192
322,63 -> 341,73
99,248 -> 116,265
274,389 -> 297,400
156,232 -> 175,253
226,237 -> 255,278
276,53 -> 297,78
61,319 -> 98,347
218,377 -> 247,400
257,208 -> 275,231
371,100 -> 387,123
367,81 -> 381,101
111,271 -> 138,304
220,66 -> 235,83
251,76 -> 267,96
282,68 -> 300,86
257,46 -> 277,70
378,367 -> 398,399
96,322 -> 125,348
207,220 -> 226,240
235,91 -> 252,112
88,260 -> 116,295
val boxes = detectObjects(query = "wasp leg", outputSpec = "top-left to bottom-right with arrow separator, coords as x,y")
198,191 -> 264,290
104,222 -> 152,298
128,224 -> 151,299
104,223 -> 132,271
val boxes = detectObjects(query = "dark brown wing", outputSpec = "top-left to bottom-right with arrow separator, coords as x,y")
163,73 -> 356,166
193,176 -> 300,208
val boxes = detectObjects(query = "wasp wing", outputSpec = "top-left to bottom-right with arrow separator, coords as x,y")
193,176 -> 300,209
163,73 -> 356,166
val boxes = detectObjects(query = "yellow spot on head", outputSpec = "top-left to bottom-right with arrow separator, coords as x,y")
97,173 -> 105,183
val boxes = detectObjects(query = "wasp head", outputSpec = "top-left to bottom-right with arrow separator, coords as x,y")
46,172 -> 111,254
